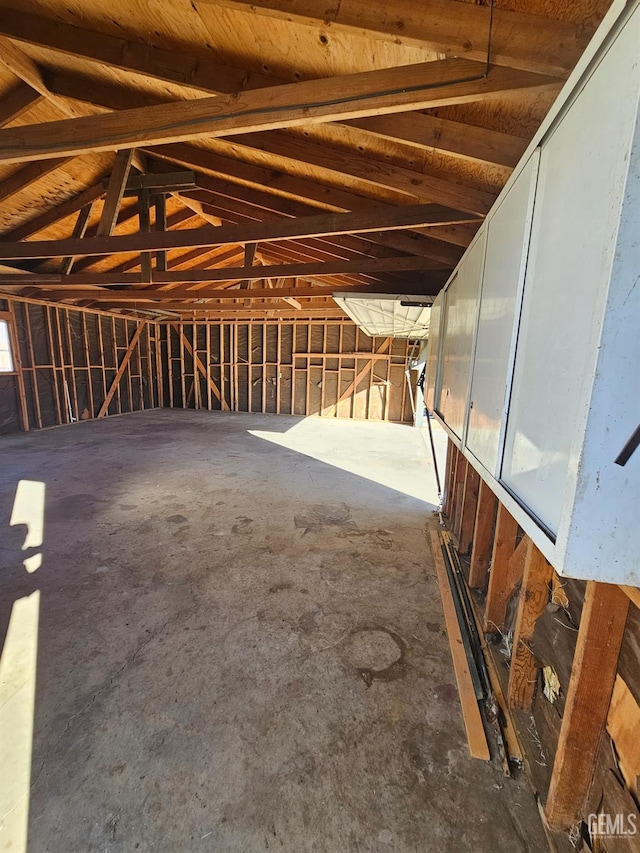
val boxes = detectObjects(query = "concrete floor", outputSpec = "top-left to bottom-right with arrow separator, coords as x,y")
0,410 -> 547,853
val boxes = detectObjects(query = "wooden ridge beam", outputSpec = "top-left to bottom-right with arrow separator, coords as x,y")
123,171 -> 196,194
0,59 -> 560,164
0,204 -> 477,261
207,0 -> 590,77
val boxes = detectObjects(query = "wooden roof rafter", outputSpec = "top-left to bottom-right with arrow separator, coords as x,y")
0,0 -> 614,317
0,58 -> 562,165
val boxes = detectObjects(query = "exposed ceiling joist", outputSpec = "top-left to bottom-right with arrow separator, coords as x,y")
149,145 -> 478,252
178,186 -> 463,267
0,59 -> 559,164
28,284 -> 401,302
206,0 -> 590,76
0,204 -> 478,261
222,131 -> 496,213
347,113 -> 527,169
8,254 -> 441,289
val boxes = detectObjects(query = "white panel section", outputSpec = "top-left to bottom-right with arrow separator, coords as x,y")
558,14 -> 640,583
438,230 -> 486,439
501,16 -> 640,536
332,294 -> 432,339
424,293 -> 443,411
466,154 -> 539,475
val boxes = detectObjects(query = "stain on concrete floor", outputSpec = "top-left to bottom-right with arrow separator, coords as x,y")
0,411 -> 547,852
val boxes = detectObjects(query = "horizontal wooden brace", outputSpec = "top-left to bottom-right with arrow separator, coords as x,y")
43,281 -> 440,302
0,204 -> 476,261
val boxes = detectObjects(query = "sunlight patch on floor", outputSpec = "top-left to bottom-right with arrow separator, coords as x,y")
248,417 -> 439,506
0,480 -> 46,852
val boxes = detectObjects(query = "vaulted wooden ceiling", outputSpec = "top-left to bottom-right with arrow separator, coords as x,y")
0,0 -> 613,319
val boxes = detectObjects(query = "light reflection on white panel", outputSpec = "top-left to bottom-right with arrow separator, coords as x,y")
424,295 -> 443,411
332,294 -> 432,339
439,231 -> 485,439
466,154 -> 538,475
501,16 -> 638,535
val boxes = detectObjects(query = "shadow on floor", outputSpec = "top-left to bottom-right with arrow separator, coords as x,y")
0,410 -> 545,853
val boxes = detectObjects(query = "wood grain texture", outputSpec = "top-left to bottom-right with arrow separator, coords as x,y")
468,478 -> 498,588
507,539 -> 553,710
208,0 -> 591,75
484,504 -> 521,632
545,582 -> 629,829
96,321 -> 144,417
96,149 -> 134,237
0,83 -> 42,127
429,528 -> 490,761
607,675 -> 640,795
0,59 -> 559,164
458,464 -> 480,555
0,204 -> 475,261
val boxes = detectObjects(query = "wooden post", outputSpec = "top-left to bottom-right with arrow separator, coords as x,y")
97,313 -> 107,410
205,323 -> 212,410
167,324 -> 174,408
442,440 -> 457,518
6,303 -> 29,431
458,463 -> 480,555
44,306 -> 62,424
452,456 -> 468,539
174,325 -> 228,411
545,582 -> 629,829
97,322 -> 144,418
484,504 -> 521,632
139,188 -> 152,282
80,311 -> 95,417
154,193 -> 167,272
23,303 -> 42,428
96,149 -> 134,237
468,479 -> 498,588
507,540 -> 553,710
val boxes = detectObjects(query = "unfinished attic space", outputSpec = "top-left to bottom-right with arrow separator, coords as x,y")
1,0 -> 640,851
